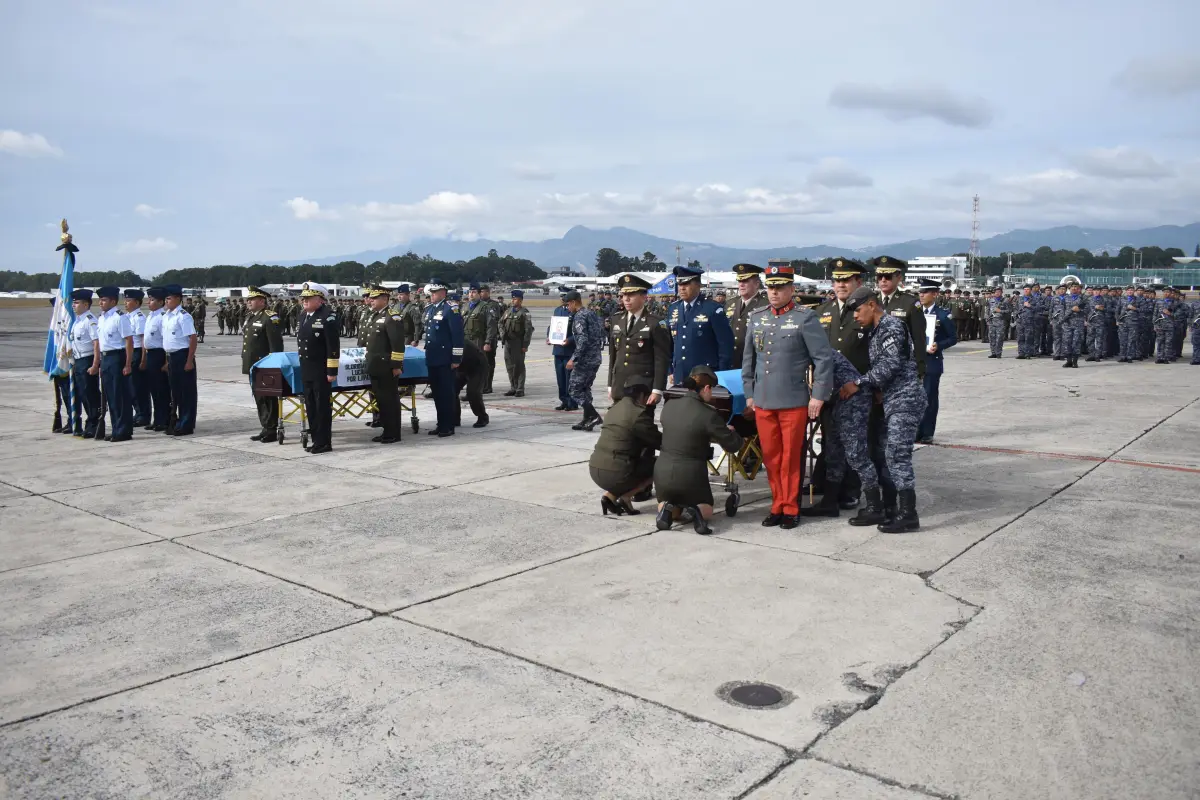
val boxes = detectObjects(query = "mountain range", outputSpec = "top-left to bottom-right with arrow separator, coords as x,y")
267,223 -> 1200,273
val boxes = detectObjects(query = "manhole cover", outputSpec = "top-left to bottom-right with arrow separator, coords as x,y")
716,681 -> 793,710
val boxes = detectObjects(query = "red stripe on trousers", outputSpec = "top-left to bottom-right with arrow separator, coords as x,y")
755,406 -> 809,516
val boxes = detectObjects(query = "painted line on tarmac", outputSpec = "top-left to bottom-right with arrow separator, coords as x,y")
930,441 -> 1200,474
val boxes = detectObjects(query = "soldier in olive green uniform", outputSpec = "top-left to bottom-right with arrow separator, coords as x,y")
392,284 -> 425,345
500,289 -> 534,396
726,263 -> 769,370
479,285 -> 502,393
362,285 -> 407,444
462,283 -> 499,392
242,287 -> 285,442
870,256 -> 927,379
607,274 -> 672,404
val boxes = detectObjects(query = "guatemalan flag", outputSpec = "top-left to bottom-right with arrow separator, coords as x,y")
44,220 -> 78,379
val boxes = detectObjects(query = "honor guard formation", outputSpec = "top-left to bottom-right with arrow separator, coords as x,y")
46,256 -> 1200,537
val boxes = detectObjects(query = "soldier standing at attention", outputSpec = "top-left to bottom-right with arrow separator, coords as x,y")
478,285 -> 502,393
1086,286 -> 1109,361
564,290 -> 605,431
1050,284 -> 1067,360
462,283 -> 498,393
1015,285 -> 1035,358
726,264 -> 768,370
242,286 -> 285,443
296,282 -> 340,453
216,302 -> 226,335
500,289 -> 533,397
140,287 -> 170,432
1116,286 -> 1138,362
606,274 -> 671,404
743,264 -> 834,529
194,299 -> 207,343
361,285 -> 406,443
162,284 -> 198,435
122,289 -> 151,428
839,287 -> 927,533
1061,280 -> 1086,368
393,285 -> 424,346
915,278 -> 957,444
870,256 -> 926,378
95,286 -> 135,442
423,278 -> 465,437
69,289 -> 102,438
666,265 -> 734,384
987,286 -> 1008,357
548,293 -> 579,412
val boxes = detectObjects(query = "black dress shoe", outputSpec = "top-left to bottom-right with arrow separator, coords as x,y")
374,436 -> 399,444
761,513 -> 784,527
428,429 -> 442,435
143,424 -> 156,431
437,430 -> 454,438
554,404 -> 568,411
175,430 -> 194,436
308,443 -> 333,454
779,515 -> 799,530
109,434 -> 132,442
103,435 -> 113,442
152,425 -> 167,432
249,434 -> 264,442
515,391 -> 524,397
472,417 -> 489,428
503,390 -> 517,396
83,431 -> 96,439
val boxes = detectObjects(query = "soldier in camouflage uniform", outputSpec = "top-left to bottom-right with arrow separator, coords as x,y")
462,283 -> 499,392
500,289 -> 533,396
1154,291 -> 1179,363
478,285 -> 502,393
1061,281 -> 1086,368
1138,289 -> 1155,359
1116,286 -> 1138,362
1085,286 -> 1109,361
839,286 -> 927,533
216,302 -> 227,335
818,351 -> 878,521
565,291 -> 604,431
1189,296 -> 1200,365
1050,284 -> 1066,359
987,287 -> 1008,357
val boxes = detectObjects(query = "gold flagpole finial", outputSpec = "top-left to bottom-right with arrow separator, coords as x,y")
60,218 -> 72,245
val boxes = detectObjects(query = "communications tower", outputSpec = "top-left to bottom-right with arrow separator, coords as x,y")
969,194 -> 981,279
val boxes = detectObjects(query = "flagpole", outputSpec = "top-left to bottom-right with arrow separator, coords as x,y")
47,219 -> 79,432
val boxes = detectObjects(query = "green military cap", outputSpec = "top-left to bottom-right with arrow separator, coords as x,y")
689,364 -> 719,382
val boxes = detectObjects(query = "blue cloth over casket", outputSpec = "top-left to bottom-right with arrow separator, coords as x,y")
715,369 -> 745,416
251,346 -> 428,393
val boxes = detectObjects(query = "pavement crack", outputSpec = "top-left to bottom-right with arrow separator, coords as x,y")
805,755 -> 961,800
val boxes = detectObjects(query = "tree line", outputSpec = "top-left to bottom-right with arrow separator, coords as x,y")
0,249 -> 546,293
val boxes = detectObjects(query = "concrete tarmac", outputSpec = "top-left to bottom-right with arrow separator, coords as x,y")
1,306 -> 1198,799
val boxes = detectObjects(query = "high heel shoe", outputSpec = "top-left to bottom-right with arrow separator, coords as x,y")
601,496 -> 625,516
688,506 -> 712,535
618,498 -> 641,516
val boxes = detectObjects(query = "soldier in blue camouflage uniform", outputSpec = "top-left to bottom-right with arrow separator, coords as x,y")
1015,285 -> 1036,359
1171,288 -> 1188,360
1085,286 -> 1109,361
1061,281 -> 1086,368
564,290 -> 605,431
1033,284 -> 1051,356
838,287 -> 927,533
1154,291 -> 1178,363
1189,297 -> 1200,365
987,287 -> 1008,358
822,351 -> 880,525
1138,289 -> 1155,360
1050,284 -> 1066,360
1116,286 -> 1138,362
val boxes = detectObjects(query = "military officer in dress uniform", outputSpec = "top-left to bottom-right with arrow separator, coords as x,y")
95,285 -> 135,441
742,264 -> 835,529
915,278 -> 957,444
666,264 -> 734,383
296,281 -> 340,453
606,274 -> 671,404
423,277 -> 465,437
242,286 -> 285,443
69,289 -> 102,438
122,288 -> 150,427
362,284 -> 406,444
726,263 -> 769,370
808,258 -> 872,514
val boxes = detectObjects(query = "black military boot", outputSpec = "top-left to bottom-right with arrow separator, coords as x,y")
847,486 -> 887,527
1062,358 -> 1072,368
878,489 -> 920,533
881,485 -> 898,524
801,478 -> 841,517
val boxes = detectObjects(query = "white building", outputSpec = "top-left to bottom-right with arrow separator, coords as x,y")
904,256 -> 969,289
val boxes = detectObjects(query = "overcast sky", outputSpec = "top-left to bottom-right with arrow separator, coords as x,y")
3,0 -> 1199,274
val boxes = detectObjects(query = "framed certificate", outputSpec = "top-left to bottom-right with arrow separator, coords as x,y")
548,316 -> 570,345
924,312 -> 937,353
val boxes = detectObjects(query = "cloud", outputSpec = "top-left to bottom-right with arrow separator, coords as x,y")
807,157 -> 874,189
349,191 -> 488,238
134,203 -> 166,218
0,130 -> 64,158
1114,55 -> 1200,97
534,183 -> 825,220
512,162 -> 556,181
118,237 -> 178,255
1067,146 -> 1174,180
285,196 -> 340,221
828,83 -> 993,128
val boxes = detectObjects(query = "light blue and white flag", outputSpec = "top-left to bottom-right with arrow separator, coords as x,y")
44,222 -> 78,379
